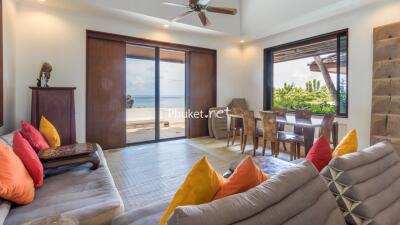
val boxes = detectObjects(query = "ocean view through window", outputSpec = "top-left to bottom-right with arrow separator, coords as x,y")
126,45 -> 186,143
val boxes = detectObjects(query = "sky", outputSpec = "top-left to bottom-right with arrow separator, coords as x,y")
127,55 -> 338,97
126,58 -> 185,97
274,56 -> 338,89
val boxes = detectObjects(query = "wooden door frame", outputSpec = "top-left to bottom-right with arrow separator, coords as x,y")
86,30 -> 217,145
87,30 -> 217,54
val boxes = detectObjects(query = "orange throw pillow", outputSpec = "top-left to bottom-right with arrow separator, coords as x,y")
213,156 -> 269,200
0,143 -> 35,205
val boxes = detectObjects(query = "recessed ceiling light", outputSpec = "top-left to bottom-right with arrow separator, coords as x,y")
39,0 -> 45,2
163,24 -> 170,28
240,40 -> 245,43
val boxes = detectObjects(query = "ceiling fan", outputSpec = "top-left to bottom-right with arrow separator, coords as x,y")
163,0 -> 238,26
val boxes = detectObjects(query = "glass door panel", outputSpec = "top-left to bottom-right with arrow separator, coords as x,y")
159,49 -> 186,139
126,45 -> 156,144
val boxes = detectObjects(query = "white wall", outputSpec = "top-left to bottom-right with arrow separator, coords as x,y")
15,2 -> 243,142
241,0 -> 400,149
1,0 -> 17,134
12,0 -> 400,147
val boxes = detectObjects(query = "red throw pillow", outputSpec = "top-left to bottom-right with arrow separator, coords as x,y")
20,120 -> 49,152
306,136 -> 332,171
213,156 -> 269,200
13,131 -> 44,188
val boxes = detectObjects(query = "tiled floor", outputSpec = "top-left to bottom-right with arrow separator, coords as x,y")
104,137 -> 293,212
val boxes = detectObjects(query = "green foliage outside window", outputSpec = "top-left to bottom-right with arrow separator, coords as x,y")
273,80 -> 336,114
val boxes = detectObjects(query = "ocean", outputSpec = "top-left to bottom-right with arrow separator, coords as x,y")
130,96 -> 185,108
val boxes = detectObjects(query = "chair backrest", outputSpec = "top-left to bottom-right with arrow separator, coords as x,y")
231,107 -> 244,129
272,108 -> 287,131
232,107 -> 243,115
260,111 -> 278,141
319,114 -> 335,140
228,98 -> 248,111
294,110 -> 312,134
272,108 -> 287,117
295,110 -> 312,120
243,111 -> 256,136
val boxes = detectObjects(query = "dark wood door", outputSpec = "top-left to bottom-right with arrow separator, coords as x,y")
86,38 -> 126,150
188,51 -> 217,138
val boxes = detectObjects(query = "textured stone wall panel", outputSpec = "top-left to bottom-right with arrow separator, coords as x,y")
371,22 -> 400,148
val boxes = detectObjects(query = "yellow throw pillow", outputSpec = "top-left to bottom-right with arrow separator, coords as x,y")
159,157 -> 225,225
39,116 -> 61,148
332,129 -> 358,157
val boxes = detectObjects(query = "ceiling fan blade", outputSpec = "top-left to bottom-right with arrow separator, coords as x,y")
163,2 -> 189,8
171,11 -> 194,22
206,6 -> 237,15
190,0 -> 199,5
198,0 -> 211,5
198,11 -> 211,26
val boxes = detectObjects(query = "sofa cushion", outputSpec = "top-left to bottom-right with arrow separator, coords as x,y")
321,141 -> 400,225
159,157 -> 224,225
0,143 -> 35,205
20,121 -> 49,152
214,156 -> 268,200
332,129 -> 358,158
39,116 -> 61,148
4,146 -> 124,225
168,161 -> 346,225
13,131 -> 44,188
306,136 -> 332,171
112,202 -> 169,225
0,199 -> 11,225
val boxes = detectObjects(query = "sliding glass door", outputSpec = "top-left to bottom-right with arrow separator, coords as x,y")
160,49 -> 186,139
126,45 -> 156,144
125,45 -> 186,144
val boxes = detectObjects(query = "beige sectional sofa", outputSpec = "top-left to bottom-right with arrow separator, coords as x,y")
113,141 -> 400,225
112,161 -> 346,225
321,141 -> 400,225
2,143 -> 124,225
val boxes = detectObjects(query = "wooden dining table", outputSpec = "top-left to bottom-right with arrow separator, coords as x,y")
227,113 -> 339,155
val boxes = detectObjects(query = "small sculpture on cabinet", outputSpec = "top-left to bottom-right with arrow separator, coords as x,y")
37,62 -> 53,87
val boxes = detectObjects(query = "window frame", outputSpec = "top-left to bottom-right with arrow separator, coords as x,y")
263,29 -> 349,118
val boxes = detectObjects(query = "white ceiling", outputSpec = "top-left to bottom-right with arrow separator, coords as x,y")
19,0 -> 385,40
240,0 -> 384,40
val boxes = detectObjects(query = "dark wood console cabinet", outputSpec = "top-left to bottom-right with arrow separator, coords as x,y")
30,87 -> 76,145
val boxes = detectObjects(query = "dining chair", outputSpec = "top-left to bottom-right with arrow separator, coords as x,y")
259,111 -> 299,160
242,110 -> 262,156
272,108 -> 288,151
228,107 -> 244,147
319,114 -> 335,142
292,110 -> 312,158
294,110 -> 312,134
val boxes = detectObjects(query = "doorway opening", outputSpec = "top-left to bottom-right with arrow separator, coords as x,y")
126,45 -> 186,144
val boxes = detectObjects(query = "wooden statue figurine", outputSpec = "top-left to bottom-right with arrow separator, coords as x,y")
37,62 -> 52,87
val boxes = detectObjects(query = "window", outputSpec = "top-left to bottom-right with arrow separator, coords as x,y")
264,30 -> 348,117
